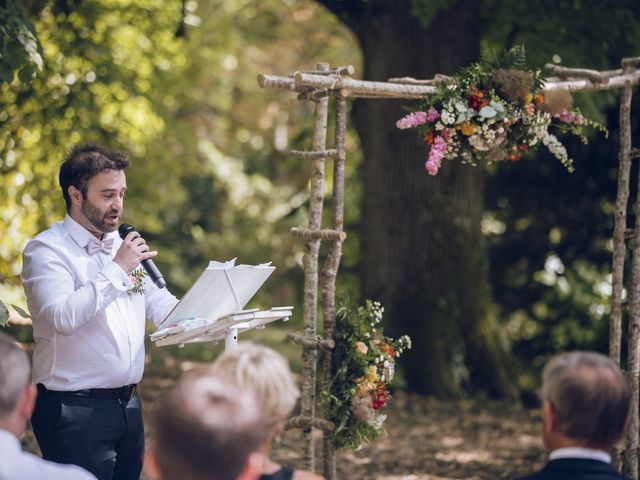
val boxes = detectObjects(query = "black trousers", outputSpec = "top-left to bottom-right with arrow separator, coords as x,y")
31,391 -> 144,480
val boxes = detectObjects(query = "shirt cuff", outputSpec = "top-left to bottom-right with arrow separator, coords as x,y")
102,261 -> 133,292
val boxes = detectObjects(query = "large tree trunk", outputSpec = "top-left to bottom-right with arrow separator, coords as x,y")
318,0 -> 514,397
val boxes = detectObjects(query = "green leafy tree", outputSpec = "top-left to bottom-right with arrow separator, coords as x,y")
0,0 -> 43,84
0,0 -> 358,328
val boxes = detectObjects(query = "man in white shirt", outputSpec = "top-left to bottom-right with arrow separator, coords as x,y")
0,332 -> 97,480
513,351 -> 629,480
22,144 -> 178,480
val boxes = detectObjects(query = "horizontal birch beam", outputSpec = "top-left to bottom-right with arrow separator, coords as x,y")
287,332 -> 335,350
291,227 -> 346,242
257,74 -> 305,92
387,74 -> 452,85
304,65 -> 355,76
259,58 -> 640,99
543,69 -> 640,93
290,148 -> 339,160
286,415 -> 335,432
622,57 -> 640,68
293,72 -> 437,98
544,64 -> 609,83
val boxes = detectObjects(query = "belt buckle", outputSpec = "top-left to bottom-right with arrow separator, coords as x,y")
121,384 -> 136,401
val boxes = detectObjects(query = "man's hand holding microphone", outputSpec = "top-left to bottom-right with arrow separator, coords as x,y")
115,223 -> 167,288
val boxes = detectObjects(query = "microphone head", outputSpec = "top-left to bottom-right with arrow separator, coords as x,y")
118,223 -> 136,239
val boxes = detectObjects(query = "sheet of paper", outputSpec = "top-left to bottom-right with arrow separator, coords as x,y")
157,260 -> 275,329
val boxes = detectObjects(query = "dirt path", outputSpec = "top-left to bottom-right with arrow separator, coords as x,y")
272,392 -> 546,480
139,361 -> 547,480
22,360 -> 546,479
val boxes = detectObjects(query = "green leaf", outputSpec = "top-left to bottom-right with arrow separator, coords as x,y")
479,106 -> 497,118
0,301 -> 9,327
11,304 -> 30,319
454,101 -> 467,112
18,64 -> 34,83
0,66 -> 14,84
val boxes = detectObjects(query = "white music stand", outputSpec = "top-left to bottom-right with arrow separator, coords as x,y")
150,260 -> 292,350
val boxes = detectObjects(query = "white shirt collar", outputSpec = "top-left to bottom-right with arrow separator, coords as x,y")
63,214 -> 118,250
0,429 -> 20,450
549,447 -> 611,464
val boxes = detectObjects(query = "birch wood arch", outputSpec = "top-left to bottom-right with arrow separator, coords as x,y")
258,57 -> 640,480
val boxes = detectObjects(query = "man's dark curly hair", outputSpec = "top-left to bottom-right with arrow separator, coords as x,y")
59,144 -> 130,211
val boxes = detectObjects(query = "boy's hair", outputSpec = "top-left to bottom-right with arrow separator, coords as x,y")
153,372 -> 266,480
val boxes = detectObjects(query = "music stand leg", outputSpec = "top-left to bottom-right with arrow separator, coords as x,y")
225,327 -> 239,350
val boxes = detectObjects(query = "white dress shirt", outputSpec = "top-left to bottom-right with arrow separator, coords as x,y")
22,215 -> 178,390
549,446 -> 611,463
0,429 -> 97,480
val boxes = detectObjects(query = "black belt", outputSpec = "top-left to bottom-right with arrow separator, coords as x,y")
37,383 -> 137,402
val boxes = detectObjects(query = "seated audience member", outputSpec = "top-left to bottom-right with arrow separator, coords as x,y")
514,351 -> 630,480
148,371 -> 266,480
0,332 -> 96,480
212,342 -> 324,480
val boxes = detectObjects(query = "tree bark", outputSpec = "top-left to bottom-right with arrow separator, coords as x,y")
317,0 -> 514,396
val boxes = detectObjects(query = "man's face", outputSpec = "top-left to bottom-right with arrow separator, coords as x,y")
78,170 -> 127,235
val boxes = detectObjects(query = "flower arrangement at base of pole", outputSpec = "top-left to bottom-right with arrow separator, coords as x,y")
396,46 -> 606,176
325,299 -> 411,450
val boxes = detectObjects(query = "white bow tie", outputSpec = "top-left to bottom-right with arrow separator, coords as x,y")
86,237 -> 114,255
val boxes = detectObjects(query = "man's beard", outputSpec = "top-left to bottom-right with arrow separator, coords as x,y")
81,199 -> 119,233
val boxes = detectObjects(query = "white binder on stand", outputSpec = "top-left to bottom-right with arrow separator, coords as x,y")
150,259 -> 293,349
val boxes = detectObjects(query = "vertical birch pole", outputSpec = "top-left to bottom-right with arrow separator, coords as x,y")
610,85 -> 632,368
299,63 -> 330,471
321,93 -> 348,480
623,80 -> 639,478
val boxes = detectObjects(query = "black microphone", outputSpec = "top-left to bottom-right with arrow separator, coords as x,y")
118,223 -> 167,289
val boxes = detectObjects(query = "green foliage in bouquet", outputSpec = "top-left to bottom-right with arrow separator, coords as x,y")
324,299 -> 411,450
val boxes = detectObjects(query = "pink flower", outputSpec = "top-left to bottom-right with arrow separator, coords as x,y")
426,107 -> 440,122
396,111 -> 428,129
525,103 -> 535,116
554,109 -> 584,125
425,136 -> 447,176
355,341 -> 368,354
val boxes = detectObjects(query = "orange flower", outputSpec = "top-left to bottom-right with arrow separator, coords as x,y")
380,343 -> 395,357
355,341 -> 368,354
423,130 -> 435,145
460,121 -> 474,136
468,87 -> 484,98
535,94 -> 544,106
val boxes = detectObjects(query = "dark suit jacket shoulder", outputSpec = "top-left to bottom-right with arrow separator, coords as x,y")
514,458 -> 628,480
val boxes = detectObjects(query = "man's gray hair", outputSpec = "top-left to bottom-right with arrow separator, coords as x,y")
542,351 -> 630,449
0,332 -> 31,417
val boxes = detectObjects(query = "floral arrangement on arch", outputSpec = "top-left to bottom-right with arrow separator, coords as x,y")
325,299 -> 411,450
396,46 -> 606,176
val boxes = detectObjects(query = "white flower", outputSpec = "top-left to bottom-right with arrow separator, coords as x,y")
542,130 -> 574,171
440,110 -> 456,125
369,414 -> 387,429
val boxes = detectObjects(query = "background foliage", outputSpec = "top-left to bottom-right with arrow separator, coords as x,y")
2,0 -> 640,396
0,0 -> 360,319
